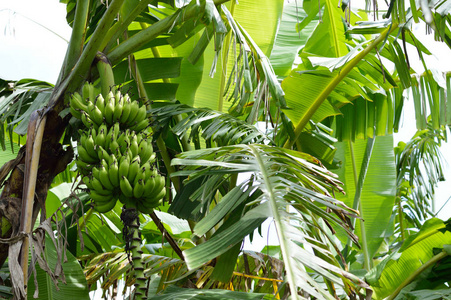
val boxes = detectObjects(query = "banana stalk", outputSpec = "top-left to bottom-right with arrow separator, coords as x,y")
121,207 -> 146,300
95,52 -> 116,98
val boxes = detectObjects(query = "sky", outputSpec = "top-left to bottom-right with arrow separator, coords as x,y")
0,0 -> 70,82
1,0 -> 450,251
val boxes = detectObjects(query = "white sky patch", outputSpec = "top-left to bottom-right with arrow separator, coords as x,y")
0,0 -> 71,83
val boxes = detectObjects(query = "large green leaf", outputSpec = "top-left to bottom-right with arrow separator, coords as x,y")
282,70 -> 340,125
302,0 -> 348,58
27,236 -> 90,300
193,0 -> 284,112
365,218 -> 451,299
334,135 -> 397,261
269,1 -> 319,77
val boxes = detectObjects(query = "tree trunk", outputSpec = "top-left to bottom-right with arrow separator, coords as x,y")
0,100 -> 73,267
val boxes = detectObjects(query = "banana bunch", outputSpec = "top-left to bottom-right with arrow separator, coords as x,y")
70,83 -> 149,132
72,83 -> 165,214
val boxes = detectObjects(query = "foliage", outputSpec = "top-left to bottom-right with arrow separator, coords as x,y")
0,0 -> 451,299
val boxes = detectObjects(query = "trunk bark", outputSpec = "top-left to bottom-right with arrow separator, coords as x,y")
0,99 -> 73,267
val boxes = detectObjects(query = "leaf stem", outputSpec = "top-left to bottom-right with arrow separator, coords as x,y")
284,23 -> 399,149
49,0 -> 126,107
101,0 -> 153,53
57,0 -> 90,84
386,251 -> 448,300
248,144 -> 298,299
107,0 -> 231,66
149,212 -> 184,260
353,137 -> 376,271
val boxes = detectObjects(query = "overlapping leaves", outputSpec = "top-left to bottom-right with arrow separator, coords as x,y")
151,102 -> 269,146
171,144 -> 370,299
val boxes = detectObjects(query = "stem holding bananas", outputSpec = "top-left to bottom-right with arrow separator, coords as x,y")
121,207 -> 146,300
95,52 -> 116,98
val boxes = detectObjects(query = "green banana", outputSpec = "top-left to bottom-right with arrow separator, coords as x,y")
119,156 -> 130,178
144,175 -> 165,199
139,139 -> 154,164
84,134 -> 97,159
82,82 -> 96,103
104,94 -> 115,125
127,157 -> 140,184
106,123 -> 119,143
144,183 -> 166,204
74,88 -> 164,210
106,153 -> 115,167
135,171 -> 146,189
109,139 -> 120,155
81,112 -> 93,128
137,198 -> 158,214
88,127 -> 97,141
75,158 -> 92,175
70,92 -> 88,112
120,175 -> 134,198
143,164 -> 153,180
92,197 -> 117,213
142,176 -> 156,198
108,159 -> 120,187
78,144 -> 98,164
97,146 -> 111,163
120,134 -> 131,151
133,105 -> 147,126
125,101 -> 140,126
82,176 -> 94,190
79,133 -> 87,147
87,102 -> 104,126
133,179 -> 145,199
92,166 -> 101,179
70,106 -> 82,119
116,134 -> 126,154
98,124 -> 108,135
151,187 -> 166,203
95,94 -> 106,116
113,94 -> 123,122
132,119 -> 149,133
90,189 -> 114,204
91,177 -> 113,196
98,164 -> 115,190
118,193 -> 134,207
114,90 -> 122,105
119,96 -> 132,125
95,128 -> 106,149
129,135 -> 139,158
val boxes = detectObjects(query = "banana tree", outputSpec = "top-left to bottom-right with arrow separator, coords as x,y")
1,0 -> 451,299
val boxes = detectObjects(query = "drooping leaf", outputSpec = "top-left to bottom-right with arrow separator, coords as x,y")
27,236 -> 90,300
172,144 -> 368,299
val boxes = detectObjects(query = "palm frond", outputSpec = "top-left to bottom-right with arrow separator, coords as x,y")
172,144 -> 370,299
0,78 -> 53,137
395,125 -> 446,224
